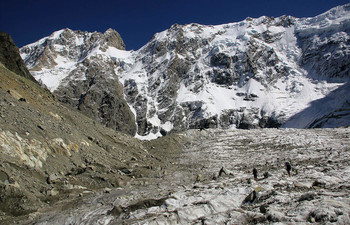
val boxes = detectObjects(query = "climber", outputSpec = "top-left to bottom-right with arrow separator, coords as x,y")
253,168 -> 258,180
218,166 -> 227,177
285,162 -> 292,176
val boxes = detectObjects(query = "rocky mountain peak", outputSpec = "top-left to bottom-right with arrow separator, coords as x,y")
20,28 -> 125,71
20,28 -> 137,136
100,28 -> 125,51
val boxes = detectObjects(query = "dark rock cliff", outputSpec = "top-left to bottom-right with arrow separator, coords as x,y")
0,32 -> 37,82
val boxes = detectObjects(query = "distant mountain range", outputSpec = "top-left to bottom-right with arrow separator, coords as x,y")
20,4 -> 350,139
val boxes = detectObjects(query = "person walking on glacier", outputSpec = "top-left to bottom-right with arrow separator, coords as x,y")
253,168 -> 258,180
285,162 -> 292,176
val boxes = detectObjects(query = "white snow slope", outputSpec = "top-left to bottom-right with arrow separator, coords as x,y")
20,4 -> 350,139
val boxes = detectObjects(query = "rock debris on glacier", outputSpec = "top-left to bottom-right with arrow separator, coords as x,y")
29,128 -> 350,224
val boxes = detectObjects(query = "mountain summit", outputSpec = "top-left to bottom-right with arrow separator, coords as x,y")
20,4 -> 350,138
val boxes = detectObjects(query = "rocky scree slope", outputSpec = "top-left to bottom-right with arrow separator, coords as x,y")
20,4 -> 350,139
0,33 -> 179,222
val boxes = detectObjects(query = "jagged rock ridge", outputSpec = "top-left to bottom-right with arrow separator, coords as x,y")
20,4 -> 350,138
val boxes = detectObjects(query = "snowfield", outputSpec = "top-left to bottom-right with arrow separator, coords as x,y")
31,128 -> 350,224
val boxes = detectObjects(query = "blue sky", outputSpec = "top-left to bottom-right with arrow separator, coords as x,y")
1,0 -> 348,50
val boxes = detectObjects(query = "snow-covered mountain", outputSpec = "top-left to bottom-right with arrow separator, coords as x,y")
20,28 -> 137,135
20,4 -> 350,139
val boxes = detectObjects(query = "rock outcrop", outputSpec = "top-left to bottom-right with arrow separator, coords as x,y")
0,32 -> 36,82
